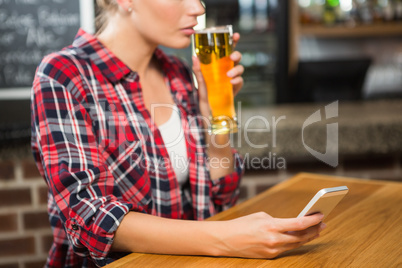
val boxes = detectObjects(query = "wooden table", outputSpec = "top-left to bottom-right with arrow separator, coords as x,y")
105,173 -> 402,267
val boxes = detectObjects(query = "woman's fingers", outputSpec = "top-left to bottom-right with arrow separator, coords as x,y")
230,51 -> 242,65
264,222 -> 323,249
264,222 -> 324,258
227,60 -> 244,96
227,64 -> 244,78
273,214 -> 324,233
277,234 -> 320,255
231,77 -> 243,96
282,222 -> 326,244
229,33 -> 244,95
233,32 -> 240,49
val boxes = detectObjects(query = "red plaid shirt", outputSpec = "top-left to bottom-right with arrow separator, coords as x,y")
31,29 -> 243,267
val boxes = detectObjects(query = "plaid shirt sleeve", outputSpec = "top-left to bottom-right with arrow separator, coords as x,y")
32,68 -> 143,266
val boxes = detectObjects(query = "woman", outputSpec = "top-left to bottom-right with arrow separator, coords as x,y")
31,0 -> 325,267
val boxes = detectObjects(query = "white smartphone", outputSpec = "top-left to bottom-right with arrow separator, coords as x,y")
297,186 -> 349,220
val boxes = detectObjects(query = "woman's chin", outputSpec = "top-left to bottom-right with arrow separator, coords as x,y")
162,37 -> 192,50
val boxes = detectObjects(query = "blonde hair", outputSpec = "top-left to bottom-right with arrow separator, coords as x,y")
95,0 -> 118,33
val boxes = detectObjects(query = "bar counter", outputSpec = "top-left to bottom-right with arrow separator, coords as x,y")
105,173 -> 402,267
236,99 -> 402,159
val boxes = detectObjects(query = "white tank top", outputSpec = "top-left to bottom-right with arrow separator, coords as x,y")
158,105 -> 189,187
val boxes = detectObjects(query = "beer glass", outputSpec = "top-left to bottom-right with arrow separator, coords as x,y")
194,25 -> 237,134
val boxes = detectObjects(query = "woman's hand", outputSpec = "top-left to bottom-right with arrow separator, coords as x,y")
213,212 -> 326,259
192,32 -> 244,118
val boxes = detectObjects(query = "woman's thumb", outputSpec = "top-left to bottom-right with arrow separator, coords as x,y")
192,56 -> 206,88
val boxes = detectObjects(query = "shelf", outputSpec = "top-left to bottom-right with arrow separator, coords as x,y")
300,22 -> 402,38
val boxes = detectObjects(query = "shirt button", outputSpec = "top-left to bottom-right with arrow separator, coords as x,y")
72,224 -> 79,231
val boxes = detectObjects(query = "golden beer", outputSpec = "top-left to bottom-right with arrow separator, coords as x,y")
194,26 -> 237,134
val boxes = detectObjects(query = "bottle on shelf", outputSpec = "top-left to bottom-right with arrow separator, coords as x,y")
255,0 -> 269,31
395,0 -> 402,20
239,0 -> 255,32
341,0 -> 360,26
379,0 -> 395,21
323,0 -> 340,25
357,0 -> 374,24
299,0 -> 402,28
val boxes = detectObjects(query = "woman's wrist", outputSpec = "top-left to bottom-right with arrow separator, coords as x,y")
112,212 -> 229,257
197,220 -> 230,257
198,101 -> 235,180
199,100 -> 210,119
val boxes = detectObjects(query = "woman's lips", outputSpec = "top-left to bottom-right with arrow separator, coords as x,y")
181,28 -> 195,35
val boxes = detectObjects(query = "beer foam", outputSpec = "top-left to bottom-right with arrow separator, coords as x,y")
195,26 -> 231,34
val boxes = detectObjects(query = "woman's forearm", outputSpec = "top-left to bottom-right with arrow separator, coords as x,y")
111,211 -> 223,256
205,133 -> 235,180
111,211 -> 326,259
199,101 -> 235,180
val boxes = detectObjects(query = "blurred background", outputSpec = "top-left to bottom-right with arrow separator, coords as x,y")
0,0 -> 401,267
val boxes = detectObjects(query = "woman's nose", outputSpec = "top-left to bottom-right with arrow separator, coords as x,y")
188,0 -> 206,17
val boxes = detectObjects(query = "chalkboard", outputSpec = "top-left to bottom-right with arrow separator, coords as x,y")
0,0 -> 94,147
0,0 -> 94,98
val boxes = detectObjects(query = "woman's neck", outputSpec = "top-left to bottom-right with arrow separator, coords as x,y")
96,15 -> 157,78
